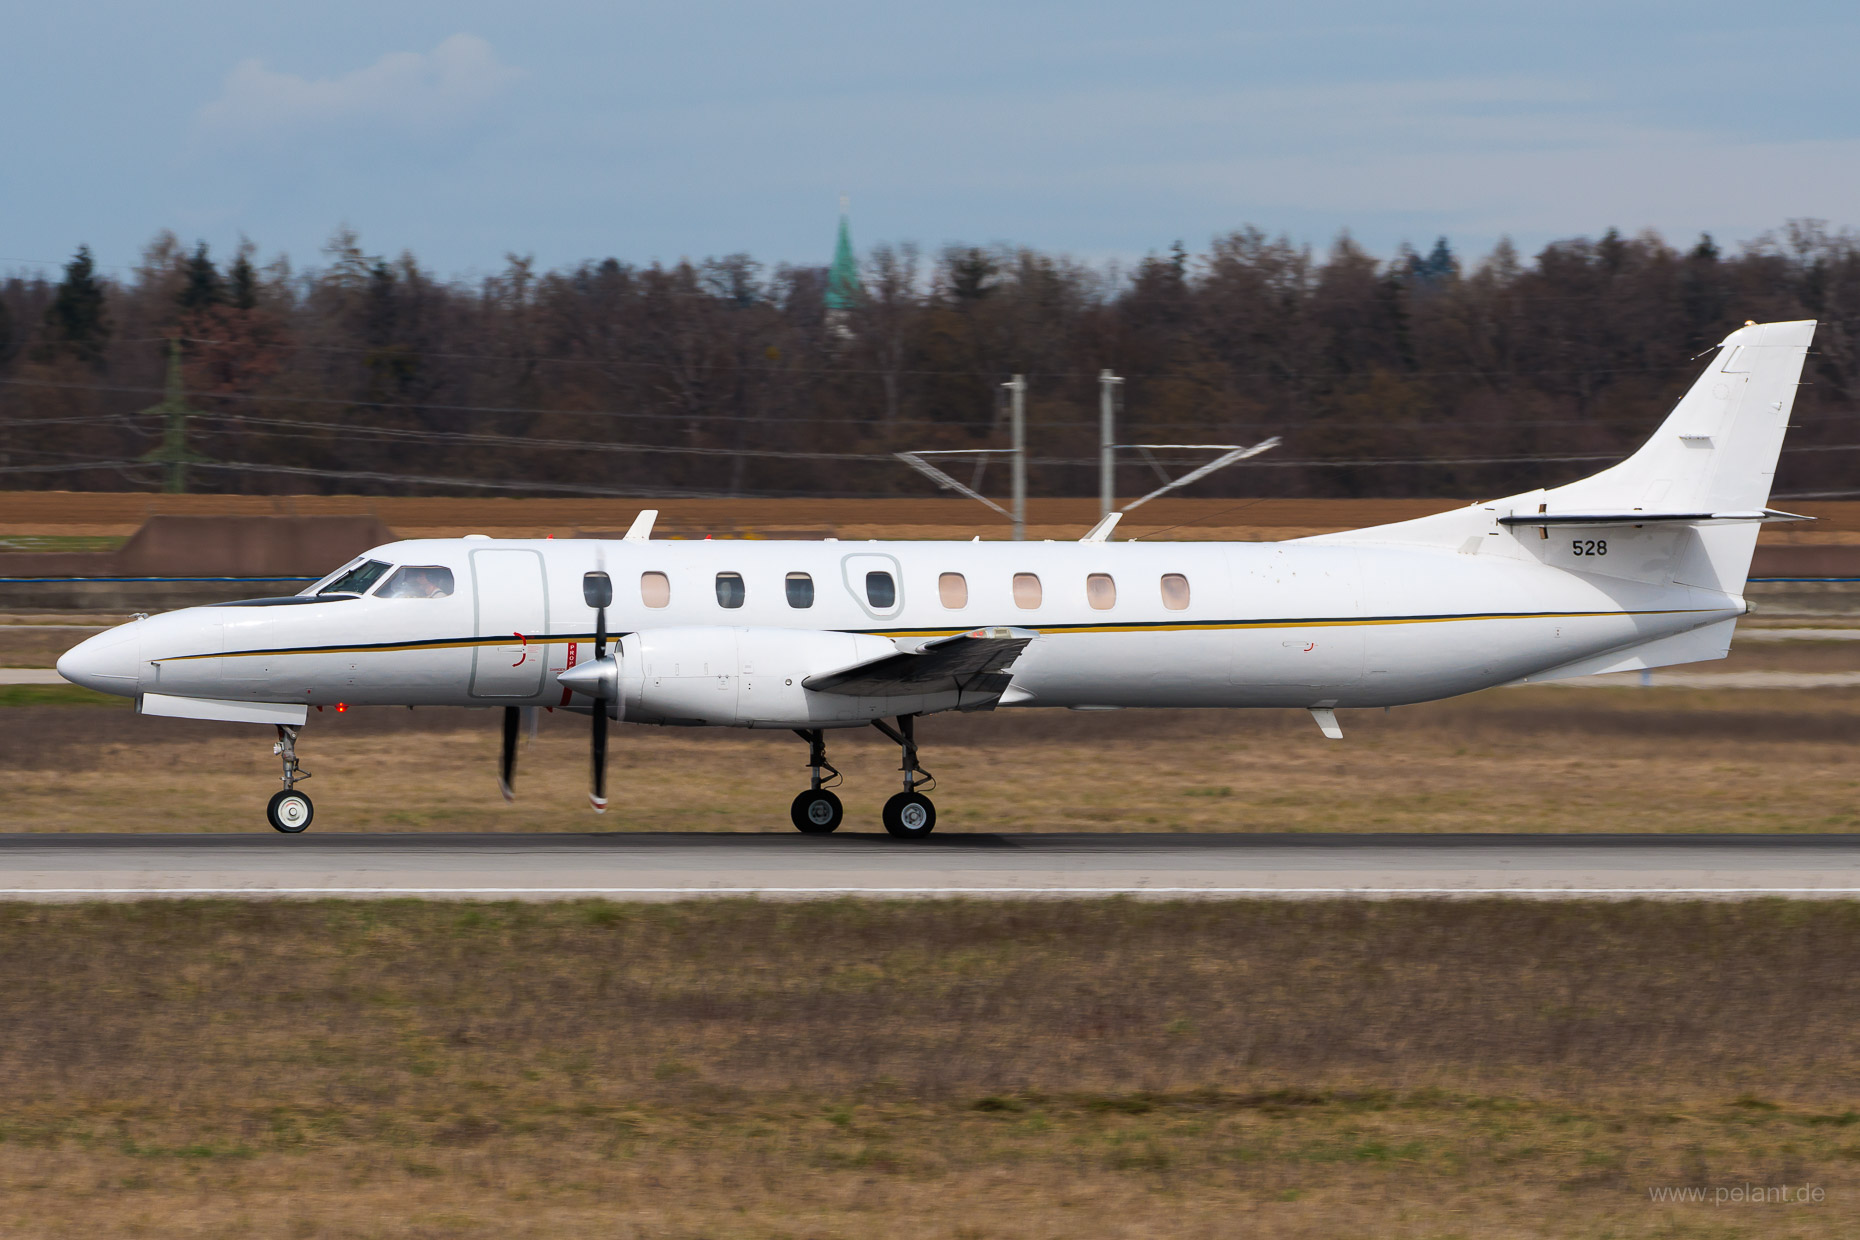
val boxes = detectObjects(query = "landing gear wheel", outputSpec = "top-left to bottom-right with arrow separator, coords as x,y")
791,789 -> 844,835
882,791 -> 936,840
267,789 -> 314,834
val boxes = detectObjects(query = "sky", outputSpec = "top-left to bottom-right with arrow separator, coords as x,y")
4,1 -> 1858,281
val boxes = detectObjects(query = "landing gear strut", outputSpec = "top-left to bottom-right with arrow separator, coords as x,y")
266,724 -> 314,833
872,715 -> 936,839
789,728 -> 844,834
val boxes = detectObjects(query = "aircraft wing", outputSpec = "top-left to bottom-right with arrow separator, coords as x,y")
803,627 -> 1035,700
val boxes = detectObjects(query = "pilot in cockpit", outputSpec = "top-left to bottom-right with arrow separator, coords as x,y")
375,565 -> 456,599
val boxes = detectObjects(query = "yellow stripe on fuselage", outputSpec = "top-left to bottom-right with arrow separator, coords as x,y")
161,608 -> 1719,663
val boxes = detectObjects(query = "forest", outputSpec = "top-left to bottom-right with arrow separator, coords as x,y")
1,221 -> 1857,500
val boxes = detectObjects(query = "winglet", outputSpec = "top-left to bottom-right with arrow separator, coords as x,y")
623,510 -> 658,542
1308,707 -> 1343,740
1080,512 -> 1122,543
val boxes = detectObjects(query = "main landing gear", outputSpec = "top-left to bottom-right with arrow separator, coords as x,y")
872,715 -> 937,840
786,718 -> 937,839
266,724 -> 314,833
790,729 -> 844,834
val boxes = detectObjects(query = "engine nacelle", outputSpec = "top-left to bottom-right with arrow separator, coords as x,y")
617,626 -> 908,727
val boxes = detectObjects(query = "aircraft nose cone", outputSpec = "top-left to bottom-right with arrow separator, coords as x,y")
57,627 -> 142,696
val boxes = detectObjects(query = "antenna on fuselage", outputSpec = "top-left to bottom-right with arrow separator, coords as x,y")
623,510 -> 657,542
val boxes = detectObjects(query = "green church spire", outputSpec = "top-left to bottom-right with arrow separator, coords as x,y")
825,199 -> 861,312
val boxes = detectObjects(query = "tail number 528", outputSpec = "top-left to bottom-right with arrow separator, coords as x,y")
1572,539 -> 1608,556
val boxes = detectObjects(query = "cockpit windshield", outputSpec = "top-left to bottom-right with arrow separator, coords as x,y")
375,565 -> 455,599
316,559 -> 391,597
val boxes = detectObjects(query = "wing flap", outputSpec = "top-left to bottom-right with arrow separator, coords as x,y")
803,627 -> 1035,697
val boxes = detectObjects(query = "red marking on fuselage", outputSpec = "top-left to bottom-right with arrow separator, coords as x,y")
559,640 -> 578,706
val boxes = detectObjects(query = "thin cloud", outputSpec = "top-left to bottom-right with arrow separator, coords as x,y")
198,34 -> 523,141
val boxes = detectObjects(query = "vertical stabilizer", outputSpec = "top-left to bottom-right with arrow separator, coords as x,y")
1543,319 -> 1814,592
1550,320 -> 1815,515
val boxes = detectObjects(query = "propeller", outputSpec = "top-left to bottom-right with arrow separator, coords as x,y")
582,569 -> 614,813
498,705 -> 520,801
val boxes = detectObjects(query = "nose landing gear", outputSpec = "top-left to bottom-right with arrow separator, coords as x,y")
872,715 -> 936,839
789,728 -> 844,834
266,724 -> 314,833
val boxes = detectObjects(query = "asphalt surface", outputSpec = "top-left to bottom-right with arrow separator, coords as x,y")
4,832 -> 1860,899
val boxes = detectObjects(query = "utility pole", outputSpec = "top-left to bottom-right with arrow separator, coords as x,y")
1004,374 -> 1026,541
139,338 -> 206,494
1099,369 -> 1123,519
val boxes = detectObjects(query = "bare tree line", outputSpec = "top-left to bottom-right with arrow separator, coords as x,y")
1,221 -> 1857,499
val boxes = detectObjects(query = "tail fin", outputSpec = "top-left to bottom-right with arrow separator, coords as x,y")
1543,319 -> 1815,590
1310,320 -> 1816,595
1551,320 -> 1815,516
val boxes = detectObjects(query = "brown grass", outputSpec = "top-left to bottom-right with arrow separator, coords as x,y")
5,686 -> 1860,834
2,899 -> 1858,1237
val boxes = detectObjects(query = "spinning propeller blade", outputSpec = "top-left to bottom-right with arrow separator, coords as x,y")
583,568 -> 614,814
498,705 -> 519,801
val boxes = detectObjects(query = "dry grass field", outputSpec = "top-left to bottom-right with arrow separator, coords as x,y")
2,899 -> 1858,1238
4,681 -> 1860,835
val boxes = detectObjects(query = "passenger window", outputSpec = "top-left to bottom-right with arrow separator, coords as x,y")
716,572 -> 746,609
785,571 -> 814,608
1161,573 -> 1190,610
1013,573 -> 1042,609
1086,573 -> 1116,610
640,571 -> 670,608
375,565 -> 455,599
317,559 -> 390,597
939,572 -> 968,608
866,571 -> 896,608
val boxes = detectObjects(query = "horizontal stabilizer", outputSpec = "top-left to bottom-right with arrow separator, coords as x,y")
1495,508 -> 1810,528
804,627 -> 1034,697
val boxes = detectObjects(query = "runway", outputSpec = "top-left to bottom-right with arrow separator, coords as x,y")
4,833 -> 1860,899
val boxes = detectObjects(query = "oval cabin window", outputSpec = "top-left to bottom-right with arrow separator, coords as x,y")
1013,573 -> 1042,609
640,571 -> 670,608
1160,573 -> 1190,610
715,572 -> 745,609
938,572 -> 967,608
1086,573 -> 1116,610
866,571 -> 896,609
785,572 -> 814,608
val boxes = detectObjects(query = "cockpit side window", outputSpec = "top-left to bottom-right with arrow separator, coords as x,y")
375,565 -> 456,599
317,559 -> 391,597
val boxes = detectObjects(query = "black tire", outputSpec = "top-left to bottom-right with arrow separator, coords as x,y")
267,789 -> 314,834
882,791 -> 936,839
791,789 -> 843,834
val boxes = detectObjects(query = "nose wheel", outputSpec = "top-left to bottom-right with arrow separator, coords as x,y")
267,724 -> 314,833
267,788 -> 314,833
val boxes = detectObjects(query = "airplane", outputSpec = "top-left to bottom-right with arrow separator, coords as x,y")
59,319 -> 1816,836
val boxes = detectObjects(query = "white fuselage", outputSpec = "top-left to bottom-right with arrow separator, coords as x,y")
61,533 -> 1740,726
